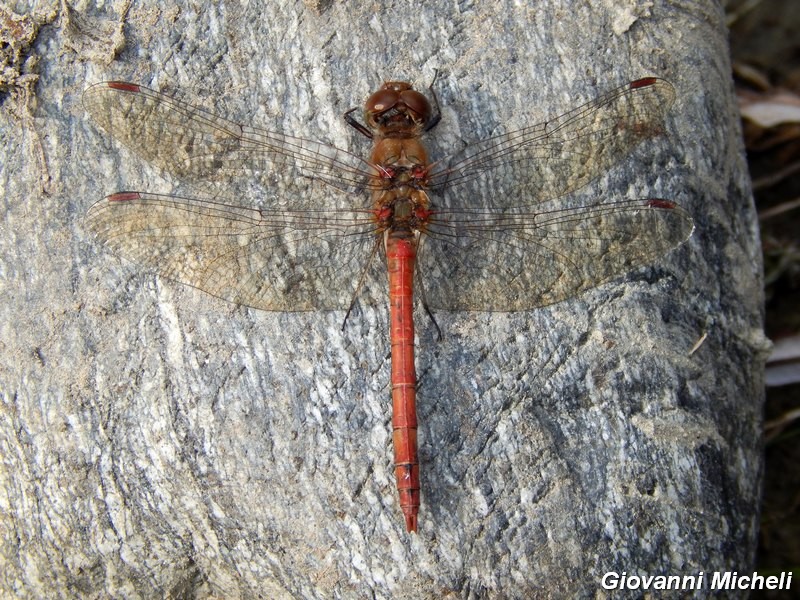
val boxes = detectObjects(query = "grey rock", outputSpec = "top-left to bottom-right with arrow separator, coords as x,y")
0,1 -> 765,598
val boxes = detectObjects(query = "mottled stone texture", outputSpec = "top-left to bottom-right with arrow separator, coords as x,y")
0,1 -> 764,598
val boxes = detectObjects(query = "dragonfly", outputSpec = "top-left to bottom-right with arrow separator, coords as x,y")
83,75 -> 694,533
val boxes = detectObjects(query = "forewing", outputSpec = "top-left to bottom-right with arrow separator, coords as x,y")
83,82 -> 378,205
86,192 -> 380,311
428,78 -> 676,210
419,199 -> 694,311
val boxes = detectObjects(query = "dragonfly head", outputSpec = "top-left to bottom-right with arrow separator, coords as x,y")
364,82 -> 432,136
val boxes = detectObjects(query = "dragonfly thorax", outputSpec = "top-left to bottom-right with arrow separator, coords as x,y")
375,194 -> 432,233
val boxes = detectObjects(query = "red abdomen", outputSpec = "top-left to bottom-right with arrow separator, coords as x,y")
386,232 -> 420,532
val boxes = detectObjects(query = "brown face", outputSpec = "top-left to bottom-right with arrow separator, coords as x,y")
363,82 -> 432,133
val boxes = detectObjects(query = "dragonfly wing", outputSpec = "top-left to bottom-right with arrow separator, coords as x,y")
86,192 -> 379,311
419,199 -> 694,311
83,82 -> 377,205
428,78 -> 676,210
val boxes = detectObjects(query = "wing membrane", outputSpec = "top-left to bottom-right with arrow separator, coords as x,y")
420,198 -> 693,311
85,78 -> 692,314
83,82 -> 378,205
429,78 -> 676,210
86,192 -> 380,311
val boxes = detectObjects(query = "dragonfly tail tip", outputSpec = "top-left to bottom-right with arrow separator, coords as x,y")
404,514 -> 418,533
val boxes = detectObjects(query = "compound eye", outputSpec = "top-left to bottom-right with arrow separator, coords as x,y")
399,90 -> 431,124
365,88 -> 400,114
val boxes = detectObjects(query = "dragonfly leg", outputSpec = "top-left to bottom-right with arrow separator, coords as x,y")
344,107 -> 373,139
414,245 -> 443,341
341,238 -> 382,332
425,69 -> 442,132
421,299 -> 443,342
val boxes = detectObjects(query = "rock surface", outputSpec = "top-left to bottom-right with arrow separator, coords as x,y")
0,1 -> 765,598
